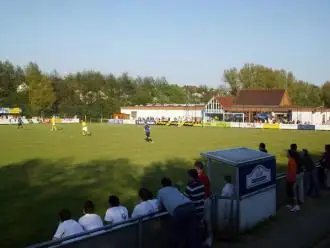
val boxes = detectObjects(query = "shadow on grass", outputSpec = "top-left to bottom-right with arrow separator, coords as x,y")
1,151 -> 324,248
0,157 -> 194,248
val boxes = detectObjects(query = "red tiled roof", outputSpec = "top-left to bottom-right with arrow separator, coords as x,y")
215,96 -> 235,107
235,89 -> 286,106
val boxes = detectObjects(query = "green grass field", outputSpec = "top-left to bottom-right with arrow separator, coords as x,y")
1,124 -> 329,247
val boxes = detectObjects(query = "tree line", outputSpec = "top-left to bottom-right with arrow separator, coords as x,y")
0,60 -> 329,118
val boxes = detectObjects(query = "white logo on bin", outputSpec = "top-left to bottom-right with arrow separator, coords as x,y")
246,165 -> 271,189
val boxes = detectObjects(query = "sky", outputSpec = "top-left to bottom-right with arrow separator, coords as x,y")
0,0 -> 329,87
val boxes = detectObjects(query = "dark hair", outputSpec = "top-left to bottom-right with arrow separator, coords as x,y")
147,190 -> 153,200
290,144 -> 297,151
161,177 -> 172,187
108,195 -> 120,207
138,188 -> 150,201
224,175 -> 232,183
58,209 -> 71,222
84,200 -> 95,213
194,161 -> 204,170
259,143 -> 266,149
187,169 -> 199,180
326,144 -> 330,153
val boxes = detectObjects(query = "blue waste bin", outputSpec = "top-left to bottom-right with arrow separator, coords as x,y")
202,147 -> 276,232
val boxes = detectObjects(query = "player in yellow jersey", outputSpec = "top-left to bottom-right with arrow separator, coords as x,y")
82,120 -> 88,136
51,116 -> 57,131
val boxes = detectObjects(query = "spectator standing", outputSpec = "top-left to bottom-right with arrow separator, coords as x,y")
195,161 -> 212,247
320,145 -> 330,188
157,177 -> 202,248
194,161 -> 210,198
131,188 -> 158,219
259,143 -> 268,153
290,144 -> 304,203
78,200 -> 103,231
53,209 -> 84,240
104,195 -> 129,224
302,149 -> 320,197
286,150 -> 300,212
185,169 -> 205,219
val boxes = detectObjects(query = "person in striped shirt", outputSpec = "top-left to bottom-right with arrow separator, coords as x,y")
185,169 -> 206,219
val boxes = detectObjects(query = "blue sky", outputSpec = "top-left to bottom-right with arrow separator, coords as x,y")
0,0 -> 329,87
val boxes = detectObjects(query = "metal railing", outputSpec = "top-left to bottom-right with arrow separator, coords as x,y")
26,212 -> 170,248
26,173 -> 288,248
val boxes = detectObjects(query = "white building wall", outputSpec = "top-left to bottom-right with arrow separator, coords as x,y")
292,111 -> 330,124
120,108 -> 203,120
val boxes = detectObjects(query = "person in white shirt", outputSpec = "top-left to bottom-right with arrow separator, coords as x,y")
53,209 -> 84,240
79,200 -> 103,231
221,175 -> 234,197
131,188 -> 159,219
104,195 -> 129,224
146,190 -> 160,213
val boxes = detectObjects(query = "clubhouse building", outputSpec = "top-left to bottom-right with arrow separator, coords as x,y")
120,89 -> 330,124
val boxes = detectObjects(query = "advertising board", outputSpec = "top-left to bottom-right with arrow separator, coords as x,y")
263,123 -> 280,129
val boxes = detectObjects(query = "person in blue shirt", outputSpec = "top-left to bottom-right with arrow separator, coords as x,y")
144,123 -> 152,142
17,116 -> 23,129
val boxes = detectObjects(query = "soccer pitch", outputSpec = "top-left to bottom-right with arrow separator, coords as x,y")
0,124 -> 329,247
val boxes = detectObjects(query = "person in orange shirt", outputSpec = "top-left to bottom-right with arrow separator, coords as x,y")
286,149 -> 300,212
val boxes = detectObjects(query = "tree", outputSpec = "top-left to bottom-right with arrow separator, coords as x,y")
222,63 -> 324,107
25,63 -> 56,115
223,68 -> 241,95
0,59 -> 327,117
321,81 -> 330,107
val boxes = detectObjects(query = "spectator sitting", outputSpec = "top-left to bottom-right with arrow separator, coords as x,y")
53,209 -> 84,240
302,149 -> 319,197
221,175 -> 234,197
259,143 -> 268,153
78,200 -> 103,231
146,190 -> 160,212
286,149 -> 300,212
157,177 -> 202,248
104,195 -> 129,225
184,169 -> 205,220
131,188 -> 158,219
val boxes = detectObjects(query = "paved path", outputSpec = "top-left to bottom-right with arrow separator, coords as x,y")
214,190 -> 330,248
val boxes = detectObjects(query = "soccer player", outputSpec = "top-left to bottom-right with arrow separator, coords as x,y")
144,123 -> 152,142
17,116 -> 23,129
82,120 -> 88,136
51,116 -> 57,131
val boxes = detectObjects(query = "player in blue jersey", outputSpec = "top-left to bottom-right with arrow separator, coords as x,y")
17,116 -> 23,129
144,123 -> 152,142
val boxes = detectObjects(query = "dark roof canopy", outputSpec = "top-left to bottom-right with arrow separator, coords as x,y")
235,89 -> 287,106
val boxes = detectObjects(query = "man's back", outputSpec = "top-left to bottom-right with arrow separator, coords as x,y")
53,219 -> 84,239
157,186 -> 191,215
185,181 -> 205,217
104,206 -> 129,224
